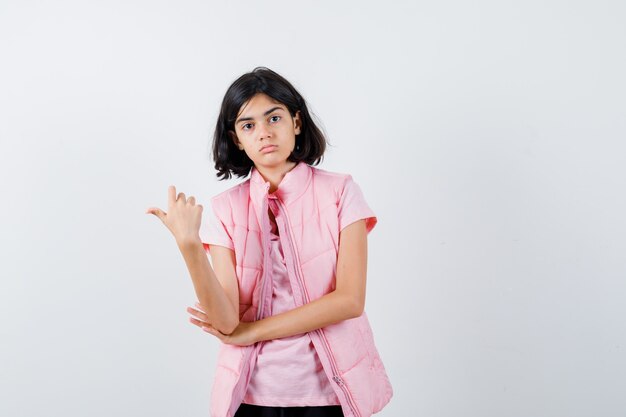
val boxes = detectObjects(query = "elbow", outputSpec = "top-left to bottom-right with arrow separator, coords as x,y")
202,300 -> 239,335
352,303 -> 364,318
347,297 -> 364,319
218,316 -> 240,336
201,303 -> 239,335
336,291 -> 364,319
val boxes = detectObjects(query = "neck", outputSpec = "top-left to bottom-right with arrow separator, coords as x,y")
255,161 -> 298,194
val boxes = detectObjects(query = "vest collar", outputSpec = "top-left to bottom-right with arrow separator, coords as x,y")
249,160 -> 312,206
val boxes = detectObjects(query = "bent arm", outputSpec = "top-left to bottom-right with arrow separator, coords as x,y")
253,219 -> 368,342
253,291 -> 359,343
177,238 -> 239,335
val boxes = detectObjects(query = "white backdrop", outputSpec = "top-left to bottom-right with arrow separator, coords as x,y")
1,1 -> 625,416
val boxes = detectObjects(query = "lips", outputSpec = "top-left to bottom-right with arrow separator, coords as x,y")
260,145 -> 277,153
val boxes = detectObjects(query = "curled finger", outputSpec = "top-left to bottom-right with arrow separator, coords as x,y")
187,305 -> 209,322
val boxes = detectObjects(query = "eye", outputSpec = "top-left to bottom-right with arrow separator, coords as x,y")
242,123 -> 252,131
270,115 -> 281,123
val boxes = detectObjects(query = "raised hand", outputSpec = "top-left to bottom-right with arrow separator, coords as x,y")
146,185 -> 203,244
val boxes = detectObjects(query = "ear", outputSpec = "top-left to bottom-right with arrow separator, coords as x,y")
229,130 -> 244,150
294,110 -> 302,135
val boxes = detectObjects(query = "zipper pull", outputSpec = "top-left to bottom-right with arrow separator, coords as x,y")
332,375 -> 345,386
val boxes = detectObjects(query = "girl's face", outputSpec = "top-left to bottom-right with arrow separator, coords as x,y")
229,93 -> 301,171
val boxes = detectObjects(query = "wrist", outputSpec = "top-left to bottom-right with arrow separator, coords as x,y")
176,235 -> 202,250
251,319 -> 265,343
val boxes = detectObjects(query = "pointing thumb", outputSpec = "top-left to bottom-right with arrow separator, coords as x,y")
146,207 -> 166,221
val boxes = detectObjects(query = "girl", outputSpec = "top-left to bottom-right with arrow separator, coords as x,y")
146,67 -> 393,417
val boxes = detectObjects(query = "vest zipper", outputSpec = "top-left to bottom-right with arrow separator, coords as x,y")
274,198 -> 361,417
256,191 -> 272,320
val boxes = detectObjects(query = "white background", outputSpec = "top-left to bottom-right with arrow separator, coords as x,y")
1,1 -> 625,416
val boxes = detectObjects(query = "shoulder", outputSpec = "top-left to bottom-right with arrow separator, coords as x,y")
310,165 -> 359,201
311,165 -> 354,187
209,179 -> 251,217
315,166 -> 377,233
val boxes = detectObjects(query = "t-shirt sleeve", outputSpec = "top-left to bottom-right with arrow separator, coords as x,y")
337,176 -> 378,234
199,200 -> 235,252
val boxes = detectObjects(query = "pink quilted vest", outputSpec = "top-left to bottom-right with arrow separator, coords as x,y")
199,161 -> 393,417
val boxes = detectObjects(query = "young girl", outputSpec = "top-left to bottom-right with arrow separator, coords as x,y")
146,67 -> 393,417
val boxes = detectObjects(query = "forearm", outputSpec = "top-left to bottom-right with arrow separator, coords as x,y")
177,238 -> 238,334
253,291 -> 358,343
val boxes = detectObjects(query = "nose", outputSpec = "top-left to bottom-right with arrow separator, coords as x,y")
257,121 -> 271,140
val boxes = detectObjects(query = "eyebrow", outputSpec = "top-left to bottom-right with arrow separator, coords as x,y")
235,106 -> 285,125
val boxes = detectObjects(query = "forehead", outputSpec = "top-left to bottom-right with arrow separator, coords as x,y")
236,94 -> 286,119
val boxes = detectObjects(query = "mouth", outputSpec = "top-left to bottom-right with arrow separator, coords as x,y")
260,145 -> 277,153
